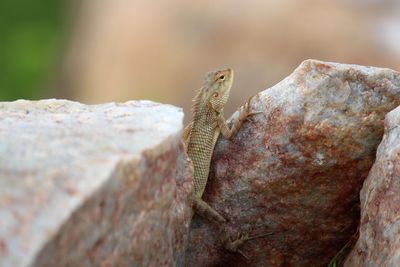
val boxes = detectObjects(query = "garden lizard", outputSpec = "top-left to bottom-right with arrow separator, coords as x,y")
183,68 -> 261,257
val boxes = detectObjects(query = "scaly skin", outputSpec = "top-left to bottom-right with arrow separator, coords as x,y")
184,68 -> 259,256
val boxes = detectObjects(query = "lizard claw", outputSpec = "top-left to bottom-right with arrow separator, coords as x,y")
247,231 -> 273,240
222,232 -> 249,252
243,95 -> 262,122
237,249 -> 250,260
221,230 -> 273,258
245,111 -> 263,122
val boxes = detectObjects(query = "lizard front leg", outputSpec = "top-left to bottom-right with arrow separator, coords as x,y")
218,96 -> 260,140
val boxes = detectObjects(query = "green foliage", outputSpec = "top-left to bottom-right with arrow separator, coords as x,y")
327,240 -> 352,267
328,259 -> 337,267
0,0 -> 64,100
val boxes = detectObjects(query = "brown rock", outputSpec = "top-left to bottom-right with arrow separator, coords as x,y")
345,106 -> 400,267
185,60 -> 400,266
0,100 -> 192,267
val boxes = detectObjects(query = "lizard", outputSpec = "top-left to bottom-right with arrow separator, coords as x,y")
183,68 -> 262,257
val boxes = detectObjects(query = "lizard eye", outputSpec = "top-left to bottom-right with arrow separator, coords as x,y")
214,73 -> 225,81
213,92 -> 219,98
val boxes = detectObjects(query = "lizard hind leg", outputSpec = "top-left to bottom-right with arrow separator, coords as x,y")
191,197 -> 227,225
219,227 -> 273,259
191,196 -> 272,259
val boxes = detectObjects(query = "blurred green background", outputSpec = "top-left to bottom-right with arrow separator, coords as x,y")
0,0 -> 399,120
0,0 -> 63,100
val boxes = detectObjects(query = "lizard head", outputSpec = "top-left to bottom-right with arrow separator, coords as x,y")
202,68 -> 234,112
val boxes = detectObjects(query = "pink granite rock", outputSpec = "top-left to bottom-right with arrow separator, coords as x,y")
185,60 -> 400,266
345,106 -> 400,267
0,100 -> 192,267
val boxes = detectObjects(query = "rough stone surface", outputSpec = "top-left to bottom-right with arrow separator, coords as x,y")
185,60 -> 400,266
345,106 -> 400,267
0,100 -> 192,267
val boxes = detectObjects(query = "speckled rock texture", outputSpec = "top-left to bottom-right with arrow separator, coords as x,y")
185,60 -> 400,267
0,100 -> 192,267
345,106 -> 400,267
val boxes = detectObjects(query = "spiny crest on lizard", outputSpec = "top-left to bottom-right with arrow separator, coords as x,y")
191,68 -> 234,118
